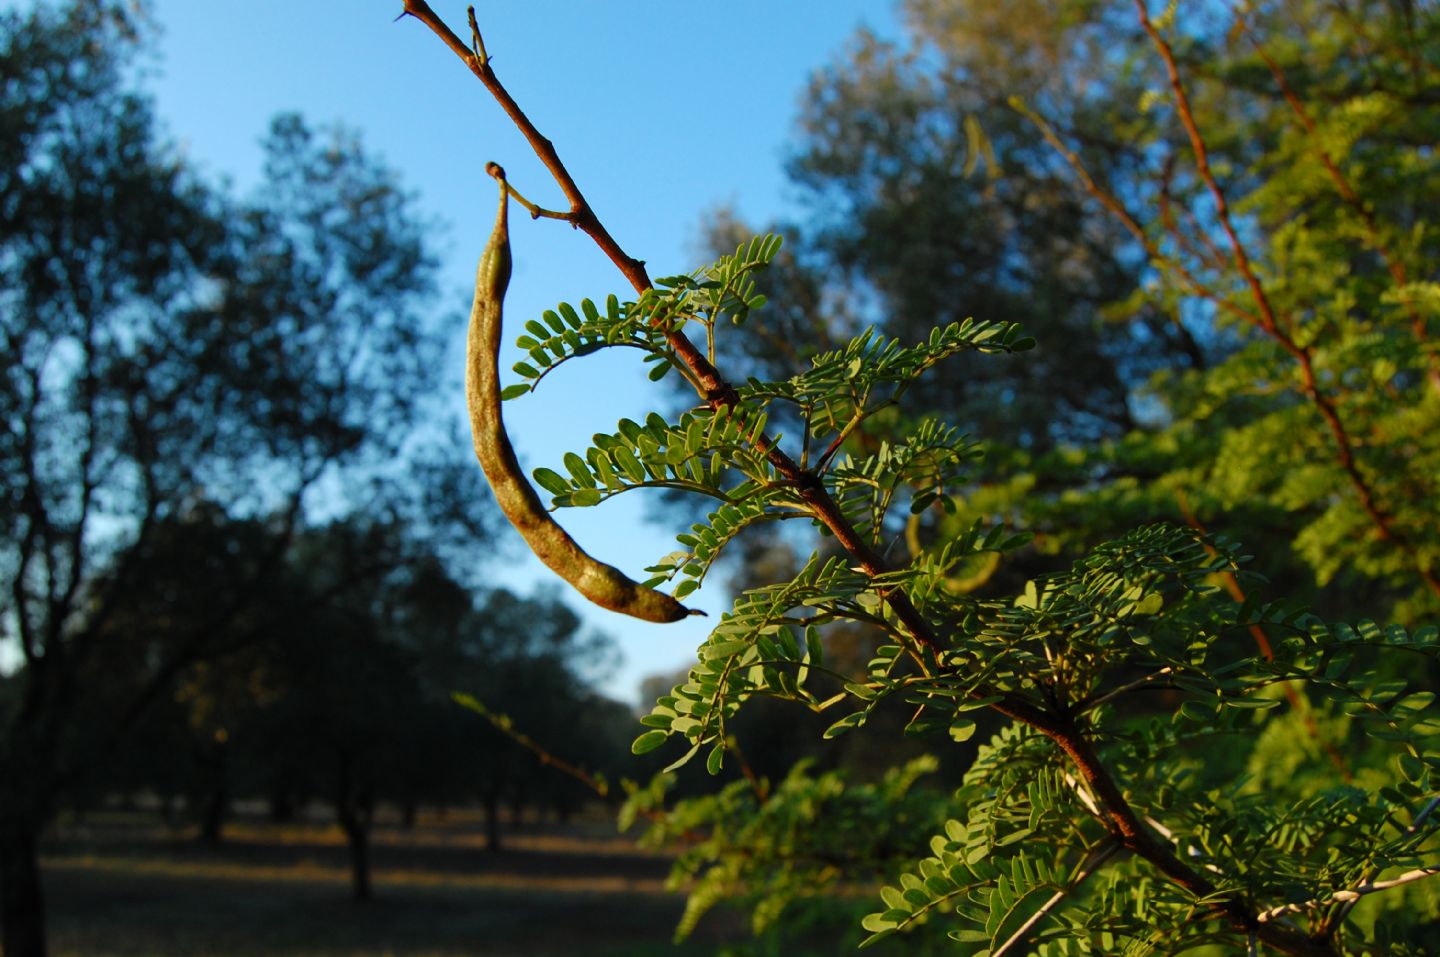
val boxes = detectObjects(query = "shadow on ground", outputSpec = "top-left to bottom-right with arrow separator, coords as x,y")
42,812 -> 740,957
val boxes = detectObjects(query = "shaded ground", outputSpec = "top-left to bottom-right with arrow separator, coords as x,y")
41,811 -> 742,957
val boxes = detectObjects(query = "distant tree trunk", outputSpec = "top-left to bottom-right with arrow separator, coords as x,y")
509,790 -> 526,828
0,822 -> 48,957
335,749 -> 373,901
340,817 -> 371,900
192,743 -> 228,844
482,790 -> 502,852
400,800 -> 417,829
198,784 -> 227,845
267,790 -> 296,823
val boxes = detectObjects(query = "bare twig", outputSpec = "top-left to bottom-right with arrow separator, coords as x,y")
398,0 -> 953,657
1258,866 -> 1440,923
454,693 -> 610,798
1157,152 -> 1228,276
1011,96 -> 1264,330
724,734 -> 769,802
992,840 -> 1122,957
1083,666 -> 1176,711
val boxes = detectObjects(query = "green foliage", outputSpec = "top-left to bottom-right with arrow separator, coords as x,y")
506,221 -> 1439,953
0,3 -> 484,951
623,757 -> 949,943
413,1 -> 1440,954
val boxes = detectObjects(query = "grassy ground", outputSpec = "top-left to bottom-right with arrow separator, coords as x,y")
40,810 -> 744,957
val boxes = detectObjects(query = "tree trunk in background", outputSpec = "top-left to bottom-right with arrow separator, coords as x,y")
483,791 -> 502,852
267,790 -> 296,823
342,819 -> 372,901
198,784 -> 227,845
0,823 -> 48,957
334,750 -> 373,901
509,792 -> 524,828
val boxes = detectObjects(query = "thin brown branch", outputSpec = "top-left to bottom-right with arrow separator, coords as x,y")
724,734 -> 769,802
1011,96 -> 1265,330
403,12 -> 1342,953
1158,153 -> 1228,275
1134,0 -> 1440,599
401,0 -> 951,653
1067,717 -> 1341,955
1135,0 -> 1282,334
454,694 -> 609,798
1234,14 -> 1440,395
992,841 -> 1121,957
400,2 -> 651,293
1175,490 -> 1277,659
1083,666 -> 1177,712
1260,867 -> 1440,924
1175,490 -> 1352,780
1047,716 -> 1337,956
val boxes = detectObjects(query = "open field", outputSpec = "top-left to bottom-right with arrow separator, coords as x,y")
39,811 -> 745,957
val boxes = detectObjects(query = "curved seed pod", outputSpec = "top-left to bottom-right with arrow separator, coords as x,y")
465,165 -> 696,623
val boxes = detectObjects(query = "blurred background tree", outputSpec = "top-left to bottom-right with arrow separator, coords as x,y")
0,2 -> 629,953
703,0 -> 1438,620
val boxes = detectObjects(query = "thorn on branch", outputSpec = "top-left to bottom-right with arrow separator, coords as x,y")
498,176 -> 577,224
467,5 -> 489,67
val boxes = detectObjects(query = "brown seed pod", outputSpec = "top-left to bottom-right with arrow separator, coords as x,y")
465,168 -> 697,623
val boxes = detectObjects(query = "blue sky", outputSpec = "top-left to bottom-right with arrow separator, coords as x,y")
144,1 -> 902,705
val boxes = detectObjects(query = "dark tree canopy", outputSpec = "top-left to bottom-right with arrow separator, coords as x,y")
0,3 -> 472,953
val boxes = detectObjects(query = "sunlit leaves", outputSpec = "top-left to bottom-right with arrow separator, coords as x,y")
741,320 -> 1035,439
509,292 -> 673,389
502,217 -> 1440,955
529,404 -> 780,509
621,757 -> 946,941
643,234 -> 783,331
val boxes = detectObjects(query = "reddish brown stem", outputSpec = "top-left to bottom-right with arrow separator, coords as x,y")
1235,16 -> 1439,395
1018,102 -> 1265,330
400,9 -> 1343,952
1049,721 -> 1336,957
1174,491 -> 1351,781
1158,152 -> 1228,275
1133,0 -> 1440,600
457,695 -> 611,797
400,0 -> 949,650
997,690 -> 1340,955
725,734 -> 769,802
